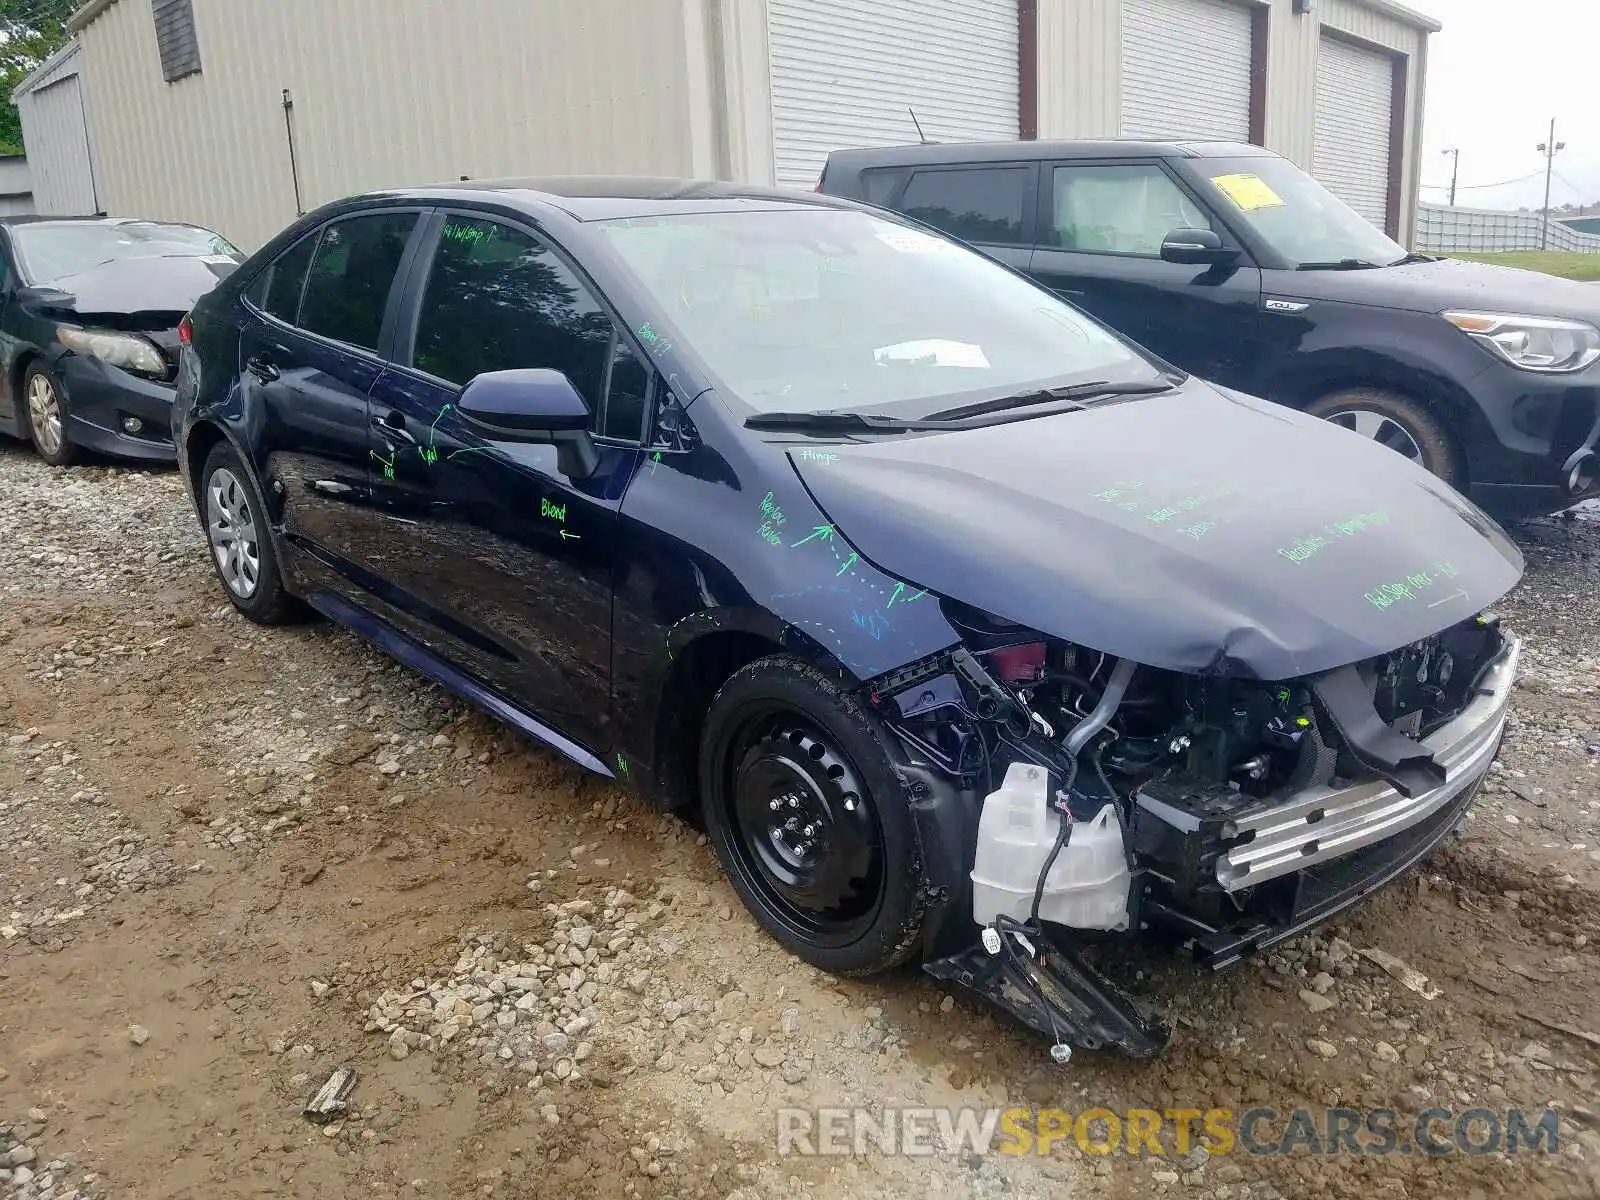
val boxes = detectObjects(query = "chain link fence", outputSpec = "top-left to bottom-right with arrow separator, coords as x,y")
1416,203 -> 1600,254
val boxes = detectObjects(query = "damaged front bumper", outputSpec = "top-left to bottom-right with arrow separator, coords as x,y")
1215,635 -> 1520,891
917,635 -> 1519,1061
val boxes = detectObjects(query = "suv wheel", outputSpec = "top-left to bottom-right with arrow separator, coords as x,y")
23,363 -> 77,467
200,442 -> 304,624
1306,387 -> 1463,487
698,655 -> 927,976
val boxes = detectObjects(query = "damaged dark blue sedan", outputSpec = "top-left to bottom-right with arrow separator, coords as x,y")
173,179 -> 1524,1059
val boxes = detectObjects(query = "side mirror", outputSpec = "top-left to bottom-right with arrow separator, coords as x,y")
1160,228 -> 1238,266
458,368 -> 599,479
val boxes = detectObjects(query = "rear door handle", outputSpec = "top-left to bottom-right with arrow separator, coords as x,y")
245,354 -> 279,383
372,408 -> 416,445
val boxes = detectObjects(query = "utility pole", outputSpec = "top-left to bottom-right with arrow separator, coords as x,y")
1442,148 -> 1460,206
1537,117 -> 1566,250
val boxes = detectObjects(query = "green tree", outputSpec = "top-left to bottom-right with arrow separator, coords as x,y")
0,0 -> 76,155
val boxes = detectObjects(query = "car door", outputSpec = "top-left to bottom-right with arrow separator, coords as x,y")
238,209 -> 424,599
1028,161 -> 1264,388
890,162 -> 1037,275
363,211 -> 650,752
0,235 -> 22,438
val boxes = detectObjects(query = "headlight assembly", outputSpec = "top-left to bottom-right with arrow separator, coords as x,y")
57,326 -> 168,377
1443,310 -> 1600,374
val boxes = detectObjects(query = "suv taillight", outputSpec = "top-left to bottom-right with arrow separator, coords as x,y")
178,315 -> 193,345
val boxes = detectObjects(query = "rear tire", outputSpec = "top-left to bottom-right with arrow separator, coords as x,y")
199,441 -> 305,625
1306,387 -> 1463,487
22,362 -> 77,467
698,655 -> 928,976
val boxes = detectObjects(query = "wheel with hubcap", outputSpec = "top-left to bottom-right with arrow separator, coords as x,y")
199,441 -> 305,625
1305,387 -> 1463,487
699,655 -> 927,976
23,362 -> 77,467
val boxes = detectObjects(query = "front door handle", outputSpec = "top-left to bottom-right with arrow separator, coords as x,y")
372,409 -> 416,445
245,354 -> 280,383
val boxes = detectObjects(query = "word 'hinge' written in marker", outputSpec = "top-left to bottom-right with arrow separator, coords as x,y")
759,491 -> 788,546
1278,511 -> 1391,564
795,448 -> 839,464
1365,561 -> 1462,612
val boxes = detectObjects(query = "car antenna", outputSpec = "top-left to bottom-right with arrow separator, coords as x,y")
908,107 -> 930,145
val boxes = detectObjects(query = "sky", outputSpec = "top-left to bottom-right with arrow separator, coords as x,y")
1409,0 -> 1600,211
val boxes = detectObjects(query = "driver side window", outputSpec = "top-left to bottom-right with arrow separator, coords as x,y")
1049,164 -> 1214,256
409,215 -> 650,442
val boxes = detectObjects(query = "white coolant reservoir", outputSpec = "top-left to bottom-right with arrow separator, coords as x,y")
970,761 -> 1131,931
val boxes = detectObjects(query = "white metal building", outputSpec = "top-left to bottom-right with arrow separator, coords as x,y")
12,42 -> 95,215
53,0 -> 1437,251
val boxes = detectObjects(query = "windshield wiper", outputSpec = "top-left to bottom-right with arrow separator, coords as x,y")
925,379 -> 1175,422
1296,258 -> 1383,271
1389,252 -> 1437,266
743,410 -> 958,433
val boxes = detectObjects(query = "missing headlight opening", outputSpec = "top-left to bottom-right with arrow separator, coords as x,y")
872,601 -> 1518,1062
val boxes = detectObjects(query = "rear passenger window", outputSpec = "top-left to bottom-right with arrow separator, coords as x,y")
259,232 -> 318,322
1049,164 -> 1213,255
298,212 -> 418,351
411,216 -> 614,419
898,167 -> 1028,245
859,168 -> 909,207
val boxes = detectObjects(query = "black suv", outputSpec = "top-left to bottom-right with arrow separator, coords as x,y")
820,140 -> 1600,520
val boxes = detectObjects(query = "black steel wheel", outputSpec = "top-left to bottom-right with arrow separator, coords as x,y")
699,655 -> 928,976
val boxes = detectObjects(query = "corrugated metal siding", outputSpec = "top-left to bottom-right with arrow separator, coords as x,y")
17,72 -> 98,214
1312,34 -> 1392,227
1121,0 -> 1252,140
15,41 -> 84,97
75,0 -> 703,250
1036,0 -> 1120,138
767,0 -> 1018,188
1263,0 -> 1425,244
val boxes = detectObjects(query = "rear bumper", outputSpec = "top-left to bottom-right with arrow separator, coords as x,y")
1217,635 -> 1519,891
59,355 -> 178,463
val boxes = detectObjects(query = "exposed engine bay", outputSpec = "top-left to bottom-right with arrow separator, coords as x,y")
868,601 -> 1518,1060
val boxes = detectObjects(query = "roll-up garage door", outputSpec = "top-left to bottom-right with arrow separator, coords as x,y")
767,0 -> 1018,188
1121,0 -> 1253,141
1313,35 -> 1394,230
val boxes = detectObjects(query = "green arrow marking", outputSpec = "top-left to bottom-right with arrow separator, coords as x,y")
887,582 -> 905,609
792,524 -> 835,547
835,551 -> 858,576
560,529 -> 580,541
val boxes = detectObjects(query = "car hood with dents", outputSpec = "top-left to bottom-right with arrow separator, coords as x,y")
787,382 -> 1525,680
21,255 -> 239,321
1286,255 -> 1600,322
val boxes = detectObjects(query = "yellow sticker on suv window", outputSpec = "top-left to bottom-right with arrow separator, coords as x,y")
1211,173 -> 1286,212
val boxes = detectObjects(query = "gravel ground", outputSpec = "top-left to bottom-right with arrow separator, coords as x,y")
0,443 -> 1596,1199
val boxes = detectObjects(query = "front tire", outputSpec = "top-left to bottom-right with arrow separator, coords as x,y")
199,442 -> 304,625
1306,387 -> 1463,487
698,655 -> 928,976
23,362 -> 77,467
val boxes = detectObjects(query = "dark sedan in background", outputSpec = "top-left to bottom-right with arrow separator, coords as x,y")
0,215 -> 243,466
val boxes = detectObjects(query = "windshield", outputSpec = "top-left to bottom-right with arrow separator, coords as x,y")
11,221 -> 242,285
594,207 -> 1157,415
1192,156 -> 1406,268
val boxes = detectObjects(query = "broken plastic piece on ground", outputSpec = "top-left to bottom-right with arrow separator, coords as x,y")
924,931 -> 1170,1060
1358,946 -> 1442,1000
303,1064 -> 358,1123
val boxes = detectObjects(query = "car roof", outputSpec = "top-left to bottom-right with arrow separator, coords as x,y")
0,214 -> 204,229
361,176 -> 858,221
823,139 -> 1277,170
